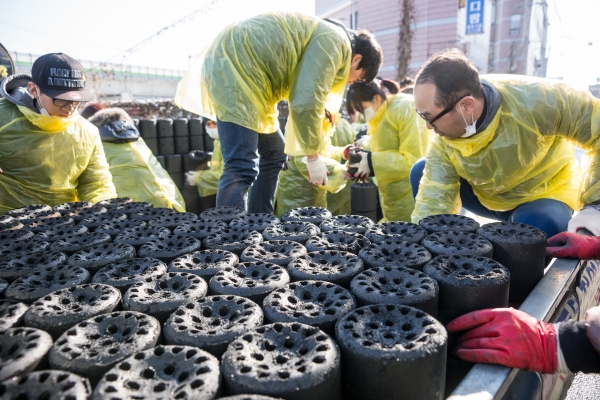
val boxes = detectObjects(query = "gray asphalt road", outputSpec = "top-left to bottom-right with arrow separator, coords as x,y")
565,372 -> 600,399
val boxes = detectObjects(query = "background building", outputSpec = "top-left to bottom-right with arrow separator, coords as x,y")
316,0 -> 548,79
589,83 -> 600,99
488,0 -> 548,76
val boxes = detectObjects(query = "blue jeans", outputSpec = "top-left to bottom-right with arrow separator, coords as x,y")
216,120 -> 286,214
409,158 -> 573,237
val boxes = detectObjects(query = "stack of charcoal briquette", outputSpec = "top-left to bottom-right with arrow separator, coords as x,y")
136,118 -> 215,215
0,201 -> 547,400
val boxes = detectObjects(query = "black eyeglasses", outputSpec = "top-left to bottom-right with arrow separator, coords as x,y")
51,98 -> 85,108
416,94 -> 470,128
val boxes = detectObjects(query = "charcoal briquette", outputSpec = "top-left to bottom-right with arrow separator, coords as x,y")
68,243 -> 136,275
94,219 -> 146,238
164,295 -> 263,358
365,221 -> 428,245
96,197 -> 134,209
0,370 -> 91,400
105,201 -> 153,216
49,232 -> 112,256
419,214 -> 480,234
476,221 -> 546,303
221,322 -> 341,400
305,230 -> 370,255
129,207 -> 177,222
359,241 -> 432,271
138,234 -> 201,263
91,345 -> 221,400
5,264 -> 90,304
0,229 -> 35,244
209,262 -> 290,304
168,249 -> 239,280
173,219 -> 228,240
0,239 -> 51,261
54,201 -> 94,216
0,327 -> 53,381
113,225 -> 171,251
60,206 -> 108,223
48,311 -> 161,386
263,281 -> 356,336
336,305 -> 447,400
23,283 -> 122,340
218,396 -> 282,400
0,300 -> 28,331
240,240 -> 307,266
35,224 -> 89,243
122,272 -> 208,324
200,206 -> 247,223
350,267 -> 439,316
262,221 -> 320,245
422,231 -> 493,258
0,219 -> 23,232
281,207 -> 332,225
287,251 -> 364,289
203,228 -> 263,256
424,254 -> 510,324
148,211 -> 199,230
319,214 -> 375,235
92,257 -> 168,293
0,250 -> 68,282
78,212 -> 127,231
230,213 -> 281,232
7,205 -> 60,223
21,216 -> 74,233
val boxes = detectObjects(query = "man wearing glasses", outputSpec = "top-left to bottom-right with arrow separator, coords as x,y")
409,48 -> 600,237
0,53 -> 116,213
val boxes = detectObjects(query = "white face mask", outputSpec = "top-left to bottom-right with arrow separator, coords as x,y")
459,106 -> 477,138
206,127 -> 219,139
36,88 -> 50,116
363,106 -> 376,122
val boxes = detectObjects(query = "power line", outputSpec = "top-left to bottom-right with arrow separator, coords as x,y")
107,0 -> 223,63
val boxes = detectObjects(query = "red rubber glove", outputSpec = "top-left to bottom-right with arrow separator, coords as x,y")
447,308 -> 557,373
546,232 -> 600,260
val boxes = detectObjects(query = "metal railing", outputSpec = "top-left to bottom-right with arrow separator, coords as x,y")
9,51 -> 185,81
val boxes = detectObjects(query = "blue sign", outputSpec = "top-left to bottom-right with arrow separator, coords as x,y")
466,0 -> 484,34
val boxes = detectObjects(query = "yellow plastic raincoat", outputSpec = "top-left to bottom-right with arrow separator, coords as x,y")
412,75 -> 600,223
275,117 -> 349,217
103,139 -> 185,211
327,118 -> 356,215
367,94 -> 430,222
196,139 -> 223,198
0,100 -> 116,214
175,12 -> 352,157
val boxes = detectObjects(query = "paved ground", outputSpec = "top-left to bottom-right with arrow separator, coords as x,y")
565,373 -> 600,399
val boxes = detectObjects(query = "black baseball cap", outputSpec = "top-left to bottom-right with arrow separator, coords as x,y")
31,53 -> 95,101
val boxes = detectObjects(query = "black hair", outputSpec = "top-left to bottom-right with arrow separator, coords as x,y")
415,48 -> 483,108
346,78 -> 399,115
353,29 -> 383,83
399,76 -> 414,89
324,109 -> 334,126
